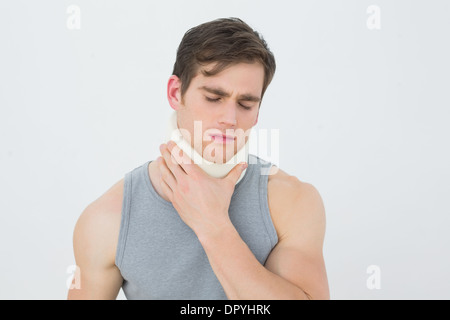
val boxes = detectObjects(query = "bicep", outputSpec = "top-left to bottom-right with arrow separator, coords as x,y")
67,204 -> 123,300
265,182 -> 329,300
67,263 -> 123,300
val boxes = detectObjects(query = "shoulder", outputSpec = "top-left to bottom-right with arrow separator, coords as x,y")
265,166 -> 329,299
267,166 -> 326,245
69,178 -> 125,299
73,178 -> 124,267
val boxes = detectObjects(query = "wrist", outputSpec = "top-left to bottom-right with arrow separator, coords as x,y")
195,216 -> 236,246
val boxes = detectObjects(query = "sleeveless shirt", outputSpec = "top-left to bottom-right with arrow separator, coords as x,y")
115,154 -> 278,300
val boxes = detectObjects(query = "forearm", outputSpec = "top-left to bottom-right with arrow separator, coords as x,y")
197,220 -> 309,300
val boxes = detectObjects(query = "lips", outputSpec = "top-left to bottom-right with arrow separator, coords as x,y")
209,133 -> 236,144
210,134 -> 236,141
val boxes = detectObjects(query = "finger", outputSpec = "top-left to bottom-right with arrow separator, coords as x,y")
166,141 -> 196,176
160,143 -> 185,180
157,156 -> 177,192
159,172 -> 174,203
225,162 -> 248,185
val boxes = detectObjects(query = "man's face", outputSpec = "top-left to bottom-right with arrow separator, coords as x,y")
170,62 -> 264,164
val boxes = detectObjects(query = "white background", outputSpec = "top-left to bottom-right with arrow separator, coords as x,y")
1,0 -> 449,299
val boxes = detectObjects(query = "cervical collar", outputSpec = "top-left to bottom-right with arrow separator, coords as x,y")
165,111 -> 249,184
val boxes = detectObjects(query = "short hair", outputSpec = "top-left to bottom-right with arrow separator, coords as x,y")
172,17 -> 276,100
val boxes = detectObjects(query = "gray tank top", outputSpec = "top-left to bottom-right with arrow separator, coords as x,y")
115,154 -> 278,300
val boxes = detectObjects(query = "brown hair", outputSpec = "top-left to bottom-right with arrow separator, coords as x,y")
172,17 -> 276,100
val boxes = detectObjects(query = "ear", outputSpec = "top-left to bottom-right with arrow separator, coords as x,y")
167,75 -> 183,111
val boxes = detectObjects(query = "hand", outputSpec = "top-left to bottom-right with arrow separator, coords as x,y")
157,141 -> 247,237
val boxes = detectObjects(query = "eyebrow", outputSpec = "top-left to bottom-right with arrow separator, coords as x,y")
199,86 -> 261,102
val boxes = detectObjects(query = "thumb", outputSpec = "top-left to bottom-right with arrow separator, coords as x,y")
225,162 -> 248,184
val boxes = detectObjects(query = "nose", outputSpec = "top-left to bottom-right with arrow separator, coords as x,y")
217,101 -> 237,127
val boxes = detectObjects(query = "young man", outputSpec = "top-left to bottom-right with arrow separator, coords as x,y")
68,18 -> 329,300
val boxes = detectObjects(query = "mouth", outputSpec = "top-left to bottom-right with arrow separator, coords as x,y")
210,134 -> 236,144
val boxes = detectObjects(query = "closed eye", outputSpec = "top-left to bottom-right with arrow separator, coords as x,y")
205,96 -> 221,103
239,103 -> 252,110
206,96 -> 252,110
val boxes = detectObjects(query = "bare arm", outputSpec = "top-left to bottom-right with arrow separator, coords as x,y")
67,181 -> 124,300
198,180 -> 329,300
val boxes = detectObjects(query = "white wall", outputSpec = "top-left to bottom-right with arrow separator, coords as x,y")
0,0 -> 449,299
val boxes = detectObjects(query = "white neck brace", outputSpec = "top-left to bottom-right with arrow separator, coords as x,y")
165,111 -> 249,184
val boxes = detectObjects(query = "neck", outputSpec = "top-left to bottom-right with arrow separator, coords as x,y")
165,111 -> 250,184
